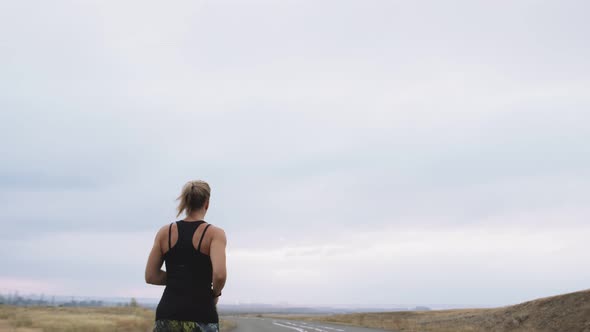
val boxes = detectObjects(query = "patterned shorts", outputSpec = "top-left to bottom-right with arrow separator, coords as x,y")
153,319 -> 219,332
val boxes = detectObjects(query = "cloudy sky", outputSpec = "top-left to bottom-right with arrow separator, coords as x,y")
1,0 -> 589,307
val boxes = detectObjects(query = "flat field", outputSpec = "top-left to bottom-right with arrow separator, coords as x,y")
0,305 -> 236,332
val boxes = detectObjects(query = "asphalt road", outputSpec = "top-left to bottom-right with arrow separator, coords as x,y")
230,316 -> 391,332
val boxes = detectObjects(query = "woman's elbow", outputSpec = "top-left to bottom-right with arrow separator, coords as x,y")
145,271 -> 157,285
213,270 -> 227,283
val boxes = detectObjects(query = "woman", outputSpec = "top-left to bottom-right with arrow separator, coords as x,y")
145,180 -> 227,332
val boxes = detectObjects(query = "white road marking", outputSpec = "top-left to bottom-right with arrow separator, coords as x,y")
277,320 -> 334,332
273,321 -> 308,332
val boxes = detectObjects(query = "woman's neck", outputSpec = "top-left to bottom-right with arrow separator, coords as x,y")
183,211 -> 206,221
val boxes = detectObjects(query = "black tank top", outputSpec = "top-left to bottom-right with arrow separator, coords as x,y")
155,220 -> 219,323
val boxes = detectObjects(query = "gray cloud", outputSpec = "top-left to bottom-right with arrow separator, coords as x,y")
1,0 -> 589,306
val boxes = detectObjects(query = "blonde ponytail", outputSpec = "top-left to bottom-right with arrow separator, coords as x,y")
176,180 -> 211,218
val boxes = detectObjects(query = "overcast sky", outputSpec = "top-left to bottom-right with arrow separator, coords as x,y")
1,0 -> 589,308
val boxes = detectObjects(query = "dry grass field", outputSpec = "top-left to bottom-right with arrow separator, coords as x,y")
0,305 -> 236,332
273,288 -> 590,332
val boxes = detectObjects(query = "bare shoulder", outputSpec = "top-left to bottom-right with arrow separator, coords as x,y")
209,224 -> 227,242
154,223 -> 172,241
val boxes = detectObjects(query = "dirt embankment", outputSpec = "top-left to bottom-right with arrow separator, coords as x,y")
283,288 -> 590,332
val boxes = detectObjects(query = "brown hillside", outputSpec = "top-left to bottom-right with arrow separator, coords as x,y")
296,288 -> 590,332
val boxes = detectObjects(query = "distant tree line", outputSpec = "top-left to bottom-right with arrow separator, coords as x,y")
1,292 -> 49,306
0,292 -> 139,308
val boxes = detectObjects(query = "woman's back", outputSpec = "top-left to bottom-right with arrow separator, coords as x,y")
146,180 -> 226,332
155,220 -> 218,323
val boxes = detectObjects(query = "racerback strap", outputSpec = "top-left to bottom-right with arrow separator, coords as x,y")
197,224 -> 212,252
168,222 -> 174,251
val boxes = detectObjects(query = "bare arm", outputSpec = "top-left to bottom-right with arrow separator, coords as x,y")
210,227 -> 227,298
145,227 -> 167,285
